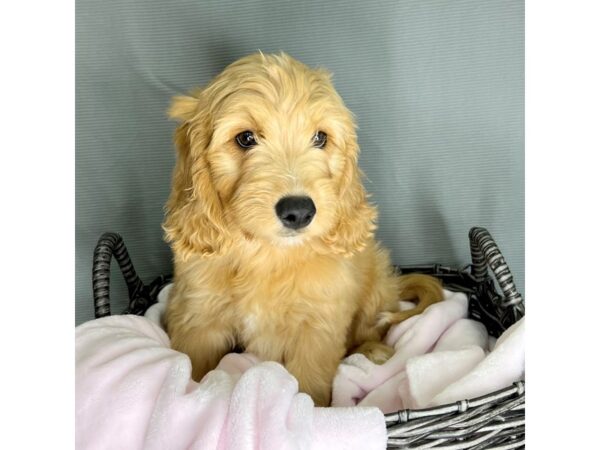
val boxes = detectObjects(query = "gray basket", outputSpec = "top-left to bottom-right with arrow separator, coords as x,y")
92,226 -> 524,449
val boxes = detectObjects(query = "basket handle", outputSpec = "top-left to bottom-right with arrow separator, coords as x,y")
92,232 -> 144,318
469,227 -> 523,308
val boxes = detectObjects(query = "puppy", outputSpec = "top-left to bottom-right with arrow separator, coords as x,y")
164,53 -> 442,406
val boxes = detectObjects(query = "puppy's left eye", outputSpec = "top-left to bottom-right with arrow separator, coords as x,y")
312,131 -> 327,149
235,131 -> 258,150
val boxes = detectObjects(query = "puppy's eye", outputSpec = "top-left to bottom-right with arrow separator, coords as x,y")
235,131 -> 257,149
312,131 -> 327,149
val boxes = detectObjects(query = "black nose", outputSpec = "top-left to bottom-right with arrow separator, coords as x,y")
275,196 -> 316,230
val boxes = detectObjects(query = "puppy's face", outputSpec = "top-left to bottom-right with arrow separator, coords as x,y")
164,53 -> 376,259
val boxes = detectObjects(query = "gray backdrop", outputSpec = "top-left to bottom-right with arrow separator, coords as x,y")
76,0 -> 524,325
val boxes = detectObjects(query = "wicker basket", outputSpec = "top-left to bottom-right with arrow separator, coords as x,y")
92,226 -> 525,450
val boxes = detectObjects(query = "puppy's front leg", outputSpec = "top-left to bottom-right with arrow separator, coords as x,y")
284,332 -> 346,407
166,293 -> 235,382
169,324 -> 235,382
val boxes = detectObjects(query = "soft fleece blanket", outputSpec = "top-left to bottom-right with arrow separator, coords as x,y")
75,313 -> 386,450
332,290 -> 525,413
76,285 -> 524,448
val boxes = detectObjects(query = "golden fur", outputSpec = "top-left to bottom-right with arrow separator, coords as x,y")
163,53 -> 443,406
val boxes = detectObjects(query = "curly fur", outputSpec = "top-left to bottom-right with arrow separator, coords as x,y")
164,53 -> 442,406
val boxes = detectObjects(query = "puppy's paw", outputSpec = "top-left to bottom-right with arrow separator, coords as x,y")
353,341 -> 395,365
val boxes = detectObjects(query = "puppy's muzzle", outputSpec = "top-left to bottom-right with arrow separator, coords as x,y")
275,196 -> 316,230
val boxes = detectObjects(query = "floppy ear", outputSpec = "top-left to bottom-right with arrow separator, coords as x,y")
323,137 -> 377,256
162,94 -> 230,261
168,94 -> 200,122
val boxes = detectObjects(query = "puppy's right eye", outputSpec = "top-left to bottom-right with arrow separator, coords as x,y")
235,131 -> 257,149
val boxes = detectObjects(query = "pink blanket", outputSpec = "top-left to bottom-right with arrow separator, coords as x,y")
76,285 -> 524,448
75,315 -> 386,450
331,290 -> 525,413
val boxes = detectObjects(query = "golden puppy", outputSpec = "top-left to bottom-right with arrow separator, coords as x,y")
164,53 -> 442,406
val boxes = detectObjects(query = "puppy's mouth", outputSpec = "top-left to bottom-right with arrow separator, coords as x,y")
238,223 -> 307,247
275,232 -> 307,247
279,229 -> 303,238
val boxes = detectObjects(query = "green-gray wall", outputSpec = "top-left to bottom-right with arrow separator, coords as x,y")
76,0 -> 524,325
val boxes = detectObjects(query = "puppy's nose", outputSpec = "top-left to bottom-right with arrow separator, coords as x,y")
275,196 -> 316,230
